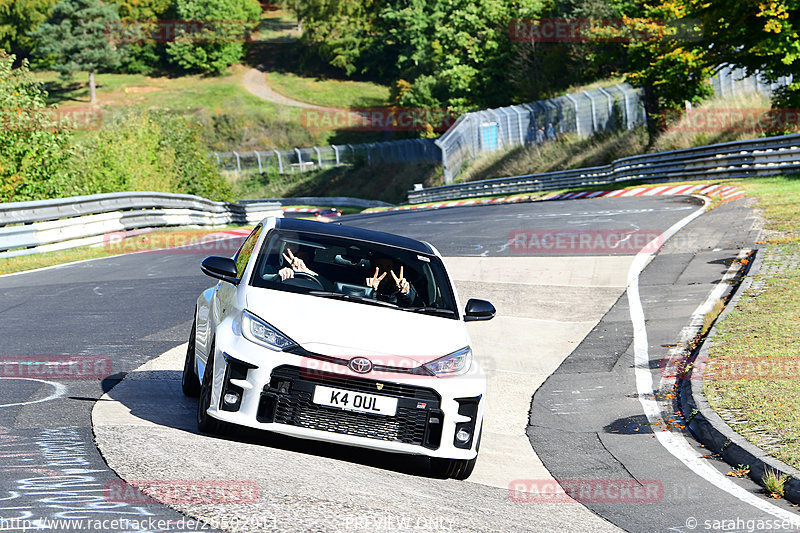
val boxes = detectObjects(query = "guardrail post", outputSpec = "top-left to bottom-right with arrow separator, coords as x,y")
254,151 -> 263,174
273,150 -> 283,174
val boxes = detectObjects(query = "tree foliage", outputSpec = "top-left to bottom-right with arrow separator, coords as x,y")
69,111 -> 232,201
165,0 -> 260,74
30,0 -> 125,75
0,51 -> 74,203
0,0 -> 56,58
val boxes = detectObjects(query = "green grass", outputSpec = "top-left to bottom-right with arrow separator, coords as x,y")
0,227 -> 249,276
704,175 -> 800,470
265,71 -> 390,109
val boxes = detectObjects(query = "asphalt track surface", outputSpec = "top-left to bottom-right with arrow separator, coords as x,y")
1,195 -> 795,532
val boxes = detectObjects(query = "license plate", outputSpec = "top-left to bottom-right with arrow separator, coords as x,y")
312,385 -> 398,417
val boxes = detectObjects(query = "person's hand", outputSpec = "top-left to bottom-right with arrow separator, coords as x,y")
278,267 -> 294,281
390,266 -> 410,295
366,267 -> 386,290
283,249 -> 316,276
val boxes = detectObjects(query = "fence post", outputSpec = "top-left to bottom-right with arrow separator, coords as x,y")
213,152 -> 221,166
254,151 -> 262,174
273,150 -> 283,174
313,146 -> 322,168
232,151 -> 241,173
295,148 -> 303,173
620,86 -> 632,130
597,87 -> 614,129
564,94 -> 580,137
583,91 -> 598,134
332,145 -> 340,166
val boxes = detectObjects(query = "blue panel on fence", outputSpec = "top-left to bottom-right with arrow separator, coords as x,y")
480,122 -> 498,152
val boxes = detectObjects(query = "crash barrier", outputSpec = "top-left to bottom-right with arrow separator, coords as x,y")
250,197 -> 392,209
0,192 -> 282,258
408,133 -> 800,204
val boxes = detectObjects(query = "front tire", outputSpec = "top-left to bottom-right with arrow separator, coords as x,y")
182,320 -> 200,397
430,429 -> 481,480
430,456 -> 477,480
197,345 -> 227,435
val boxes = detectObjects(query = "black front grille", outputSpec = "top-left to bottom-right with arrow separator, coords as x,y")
258,365 -> 443,448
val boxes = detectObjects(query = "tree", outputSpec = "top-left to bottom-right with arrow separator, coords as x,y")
0,0 -> 56,60
687,0 -> 800,109
29,0 -> 125,103
165,0 -> 261,74
618,2 -> 713,144
0,51 -> 74,203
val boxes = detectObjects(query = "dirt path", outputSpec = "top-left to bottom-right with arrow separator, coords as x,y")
242,68 -> 342,112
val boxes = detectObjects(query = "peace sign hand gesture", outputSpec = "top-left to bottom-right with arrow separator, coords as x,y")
283,248 -> 316,276
366,267 -> 387,290
391,266 -> 410,295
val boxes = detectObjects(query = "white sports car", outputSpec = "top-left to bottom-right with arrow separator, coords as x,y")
182,217 -> 495,479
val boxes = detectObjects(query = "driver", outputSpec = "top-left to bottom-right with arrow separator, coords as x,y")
365,259 -> 419,307
278,247 -> 317,280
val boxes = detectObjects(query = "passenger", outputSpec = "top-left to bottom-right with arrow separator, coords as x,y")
365,259 -> 419,307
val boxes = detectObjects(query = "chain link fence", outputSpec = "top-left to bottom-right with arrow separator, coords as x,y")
211,138 -> 440,174
710,65 -> 793,99
434,83 -> 646,184
212,67 -> 792,184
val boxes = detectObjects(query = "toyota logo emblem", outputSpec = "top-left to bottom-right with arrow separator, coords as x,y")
348,357 -> 373,374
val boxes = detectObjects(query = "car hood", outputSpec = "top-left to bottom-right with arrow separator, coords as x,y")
246,289 -> 468,363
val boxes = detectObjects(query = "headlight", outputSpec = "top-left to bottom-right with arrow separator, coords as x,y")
242,310 -> 297,351
423,346 -> 472,376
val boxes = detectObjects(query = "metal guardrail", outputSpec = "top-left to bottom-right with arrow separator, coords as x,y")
247,197 -> 392,209
0,192 -> 283,258
408,133 -> 800,203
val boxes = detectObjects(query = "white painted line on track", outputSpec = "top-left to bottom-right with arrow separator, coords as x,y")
626,196 -> 800,523
0,378 -> 66,408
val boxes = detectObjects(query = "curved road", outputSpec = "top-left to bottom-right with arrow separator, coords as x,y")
1,196 -> 795,532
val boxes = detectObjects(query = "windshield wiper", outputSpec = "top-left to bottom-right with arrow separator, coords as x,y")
308,291 -> 400,309
407,306 -> 457,317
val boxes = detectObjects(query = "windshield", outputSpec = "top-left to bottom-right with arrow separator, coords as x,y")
249,229 -> 458,318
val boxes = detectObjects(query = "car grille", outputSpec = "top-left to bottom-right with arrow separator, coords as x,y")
258,365 -> 443,448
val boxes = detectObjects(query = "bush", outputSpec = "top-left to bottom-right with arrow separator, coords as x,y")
0,51 -> 75,203
166,0 -> 261,74
69,110 -> 232,201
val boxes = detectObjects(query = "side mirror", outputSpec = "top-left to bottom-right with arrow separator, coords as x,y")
201,256 -> 239,284
464,298 -> 495,322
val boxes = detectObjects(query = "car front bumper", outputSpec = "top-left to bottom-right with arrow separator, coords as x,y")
205,330 -> 486,460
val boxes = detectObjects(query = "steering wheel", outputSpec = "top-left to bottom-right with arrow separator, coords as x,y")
291,271 -> 325,289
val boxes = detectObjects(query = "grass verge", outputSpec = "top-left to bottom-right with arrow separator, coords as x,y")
0,227 -> 249,276
703,174 -> 800,470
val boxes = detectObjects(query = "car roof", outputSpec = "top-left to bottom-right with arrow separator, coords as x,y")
270,218 -> 434,255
